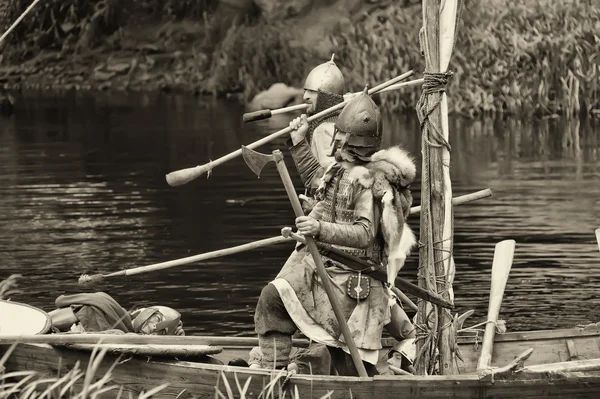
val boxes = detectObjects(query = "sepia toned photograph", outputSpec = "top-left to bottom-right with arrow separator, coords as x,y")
0,0 -> 599,397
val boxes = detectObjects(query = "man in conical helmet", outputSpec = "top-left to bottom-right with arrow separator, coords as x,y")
254,89 -> 417,375
286,54 -> 346,190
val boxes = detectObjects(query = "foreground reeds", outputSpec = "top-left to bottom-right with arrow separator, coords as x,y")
0,342 -> 169,398
1,345 -> 333,399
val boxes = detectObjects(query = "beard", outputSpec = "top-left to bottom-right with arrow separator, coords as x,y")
333,148 -> 357,163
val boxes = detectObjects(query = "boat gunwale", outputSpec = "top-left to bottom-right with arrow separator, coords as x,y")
7,343 -> 600,385
8,339 -> 600,384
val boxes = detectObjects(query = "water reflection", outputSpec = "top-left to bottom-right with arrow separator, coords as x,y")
0,92 -> 598,336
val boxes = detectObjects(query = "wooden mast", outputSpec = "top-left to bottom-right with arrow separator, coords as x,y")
415,0 -> 461,375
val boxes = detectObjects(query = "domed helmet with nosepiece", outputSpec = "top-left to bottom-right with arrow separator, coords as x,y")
331,85 -> 383,161
388,337 -> 416,370
132,306 -> 182,335
304,54 -> 345,96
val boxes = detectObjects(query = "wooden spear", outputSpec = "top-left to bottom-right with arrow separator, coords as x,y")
165,71 -> 414,186
242,78 -> 424,123
78,235 -> 292,284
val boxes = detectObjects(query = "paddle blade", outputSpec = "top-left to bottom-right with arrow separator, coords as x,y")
165,164 -> 212,186
488,239 -> 516,308
476,239 -> 516,370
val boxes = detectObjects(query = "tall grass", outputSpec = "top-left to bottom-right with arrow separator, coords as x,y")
1,347 -> 334,399
0,344 -> 169,398
214,369 -> 334,399
207,0 -> 599,117
2,0 -> 597,116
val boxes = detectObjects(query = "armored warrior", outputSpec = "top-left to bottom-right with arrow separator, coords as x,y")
287,55 -> 346,193
255,90 -> 417,375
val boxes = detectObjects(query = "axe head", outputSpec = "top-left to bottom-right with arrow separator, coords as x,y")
241,146 -> 275,177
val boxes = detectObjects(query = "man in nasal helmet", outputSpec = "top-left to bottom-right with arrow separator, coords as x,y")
286,54 -> 346,197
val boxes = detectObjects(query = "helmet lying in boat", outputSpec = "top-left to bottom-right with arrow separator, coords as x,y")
304,54 -> 345,96
330,86 -> 383,161
388,338 -> 416,371
131,306 -> 183,335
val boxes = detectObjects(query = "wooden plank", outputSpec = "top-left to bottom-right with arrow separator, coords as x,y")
524,359 -> 600,373
458,334 -> 600,374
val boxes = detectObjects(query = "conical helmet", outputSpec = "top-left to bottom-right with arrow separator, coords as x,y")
132,306 -> 182,335
391,338 -> 416,365
335,85 -> 382,150
304,54 -> 345,96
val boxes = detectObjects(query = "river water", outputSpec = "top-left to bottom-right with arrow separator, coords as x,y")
0,91 -> 598,336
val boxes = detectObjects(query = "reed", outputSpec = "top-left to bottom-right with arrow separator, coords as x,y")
0,347 -> 334,398
206,0 -> 599,117
2,0 -> 598,117
0,345 -> 169,398
214,369 -> 334,399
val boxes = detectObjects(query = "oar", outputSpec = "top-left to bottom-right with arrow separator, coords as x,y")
78,235 -> 292,284
243,103 -> 310,123
595,228 -> 600,252
242,77 -> 424,123
409,188 -> 491,215
165,70 -> 415,187
226,188 -> 491,211
391,287 -> 418,312
375,77 -> 424,94
476,239 -> 516,371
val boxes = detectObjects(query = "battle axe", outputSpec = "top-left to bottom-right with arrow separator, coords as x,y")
241,146 -> 369,377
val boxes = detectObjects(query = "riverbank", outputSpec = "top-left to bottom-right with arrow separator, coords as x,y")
0,0 -> 598,117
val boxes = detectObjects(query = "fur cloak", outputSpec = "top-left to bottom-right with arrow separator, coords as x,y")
316,145 -> 418,287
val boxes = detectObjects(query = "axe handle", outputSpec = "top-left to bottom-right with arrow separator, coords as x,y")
272,150 -> 369,378
165,70 -> 415,187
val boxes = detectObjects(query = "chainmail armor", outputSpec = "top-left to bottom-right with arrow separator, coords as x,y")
307,90 -> 344,143
318,168 -> 383,265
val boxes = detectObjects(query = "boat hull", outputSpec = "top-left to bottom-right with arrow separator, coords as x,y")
3,324 -> 600,398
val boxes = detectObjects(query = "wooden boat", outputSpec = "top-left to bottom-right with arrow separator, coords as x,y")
2,298 -> 600,399
3,0 -> 600,398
